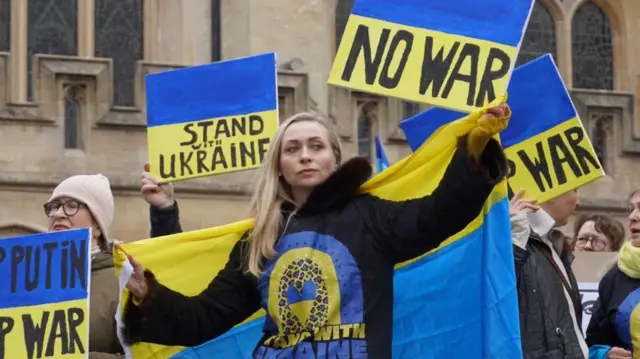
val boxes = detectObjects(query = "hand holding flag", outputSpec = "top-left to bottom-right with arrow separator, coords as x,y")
467,100 -> 511,160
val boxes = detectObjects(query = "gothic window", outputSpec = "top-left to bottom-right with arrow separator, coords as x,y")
357,101 -> 376,162
95,0 -> 143,107
64,85 -> 83,149
211,0 -> 221,62
403,101 -> 421,119
516,2 -> 557,67
572,2 -> 614,90
27,0 -> 78,101
589,111 -> 613,172
278,95 -> 286,121
0,0 -> 10,52
335,0 -> 355,49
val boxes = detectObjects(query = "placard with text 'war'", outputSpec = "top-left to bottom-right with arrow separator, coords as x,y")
0,228 -> 92,359
400,54 -> 605,203
329,0 -> 535,114
145,53 -> 279,182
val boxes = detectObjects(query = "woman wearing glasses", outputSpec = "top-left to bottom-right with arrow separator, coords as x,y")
572,214 -> 625,253
586,189 -> 640,359
44,174 -> 124,359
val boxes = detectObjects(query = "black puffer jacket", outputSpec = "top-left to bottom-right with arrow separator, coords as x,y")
515,230 -> 585,359
149,201 -> 183,238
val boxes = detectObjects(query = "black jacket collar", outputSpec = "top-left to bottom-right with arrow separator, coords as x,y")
281,157 -> 372,216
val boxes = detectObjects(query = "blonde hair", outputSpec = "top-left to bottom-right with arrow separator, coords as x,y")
245,112 -> 343,277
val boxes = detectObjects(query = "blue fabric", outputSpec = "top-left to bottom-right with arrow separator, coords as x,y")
588,344 -> 611,359
375,136 -> 390,172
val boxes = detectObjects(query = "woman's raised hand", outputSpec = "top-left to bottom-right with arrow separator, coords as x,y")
467,102 -> 511,159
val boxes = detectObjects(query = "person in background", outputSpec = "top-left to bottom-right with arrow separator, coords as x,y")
573,214 -> 625,253
585,188 -> 640,359
140,162 -> 182,237
45,174 -> 123,358
510,188 -> 588,359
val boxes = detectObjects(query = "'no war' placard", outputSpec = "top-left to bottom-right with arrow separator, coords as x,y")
0,228 -> 91,359
401,54 -> 605,203
145,53 -> 280,182
329,0 -> 535,113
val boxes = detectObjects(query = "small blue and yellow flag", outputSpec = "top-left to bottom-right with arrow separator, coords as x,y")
374,136 -> 389,172
115,99 -> 522,358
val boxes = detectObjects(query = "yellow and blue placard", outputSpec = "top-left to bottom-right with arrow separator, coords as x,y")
401,54 -> 605,203
145,53 -> 279,182
0,228 -> 91,359
116,100 -> 522,359
328,0 -> 534,113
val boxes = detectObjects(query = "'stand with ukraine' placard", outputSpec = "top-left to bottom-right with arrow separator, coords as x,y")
0,228 -> 92,359
400,54 -> 605,203
328,0 -> 535,113
145,53 -> 279,182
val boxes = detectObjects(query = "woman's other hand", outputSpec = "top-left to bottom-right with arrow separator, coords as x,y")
116,244 -> 149,301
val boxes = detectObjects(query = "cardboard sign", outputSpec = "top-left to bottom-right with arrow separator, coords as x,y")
578,282 -> 598,335
0,229 -> 92,359
328,0 -> 534,113
573,251 -> 617,335
145,53 -> 279,182
400,54 -> 605,203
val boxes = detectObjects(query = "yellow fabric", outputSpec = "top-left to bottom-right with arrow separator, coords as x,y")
115,94 -> 509,359
618,241 -> 640,279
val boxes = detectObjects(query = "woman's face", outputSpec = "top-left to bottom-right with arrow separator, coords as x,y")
629,191 -> 640,246
45,197 -> 101,238
279,121 -> 336,194
574,220 -> 612,252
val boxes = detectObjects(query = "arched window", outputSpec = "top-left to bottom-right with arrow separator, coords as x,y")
95,0 -> 143,107
572,2 -> 614,90
335,0 -> 355,49
212,0 -> 221,62
0,0 -> 9,51
403,101 -> 421,119
64,84 -> 84,149
27,0 -> 78,101
516,2 -> 557,66
589,111 -> 613,172
357,101 -> 376,162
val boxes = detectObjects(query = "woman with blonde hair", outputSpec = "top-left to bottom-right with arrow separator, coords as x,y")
120,103 -> 510,358
586,188 -> 640,359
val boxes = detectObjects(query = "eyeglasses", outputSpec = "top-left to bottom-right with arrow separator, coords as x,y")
575,236 -> 608,251
43,200 -> 85,217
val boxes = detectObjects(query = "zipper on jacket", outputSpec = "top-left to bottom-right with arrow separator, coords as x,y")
555,328 -> 567,358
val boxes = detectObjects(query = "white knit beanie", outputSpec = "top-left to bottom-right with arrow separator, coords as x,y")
48,174 -> 114,242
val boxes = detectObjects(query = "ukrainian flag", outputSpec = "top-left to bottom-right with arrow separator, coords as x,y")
375,136 -> 390,172
115,100 -> 522,358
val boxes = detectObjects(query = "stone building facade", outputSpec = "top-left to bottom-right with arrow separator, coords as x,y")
0,0 -> 638,241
